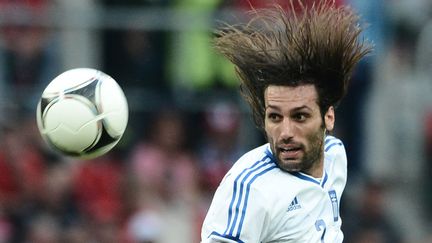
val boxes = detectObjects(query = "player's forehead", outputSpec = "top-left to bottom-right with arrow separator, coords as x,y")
264,84 -> 319,110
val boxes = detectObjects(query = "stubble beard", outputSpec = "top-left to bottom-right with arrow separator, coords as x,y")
271,127 -> 325,174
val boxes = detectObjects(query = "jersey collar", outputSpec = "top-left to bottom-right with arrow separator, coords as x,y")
265,144 -> 328,188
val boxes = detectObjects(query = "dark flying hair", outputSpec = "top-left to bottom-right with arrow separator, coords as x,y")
214,0 -> 372,129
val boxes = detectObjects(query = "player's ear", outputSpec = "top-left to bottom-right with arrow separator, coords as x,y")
324,106 -> 335,132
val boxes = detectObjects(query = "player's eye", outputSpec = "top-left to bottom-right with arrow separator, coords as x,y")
292,113 -> 309,122
267,113 -> 282,122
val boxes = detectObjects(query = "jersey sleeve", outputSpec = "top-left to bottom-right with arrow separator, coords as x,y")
201,172 -> 270,243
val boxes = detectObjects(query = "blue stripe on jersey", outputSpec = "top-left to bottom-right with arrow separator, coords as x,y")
291,172 -> 321,185
290,171 -> 329,188
324,136 -> 337,146
264,147 -> 274,160
325,142 -> 343,152
321,172 -> 328,188
227,160 -> 275,236
224,157 -> 267,235
208,231 -> 245,243
235,164 -> 277,238
222,154 -> 277,239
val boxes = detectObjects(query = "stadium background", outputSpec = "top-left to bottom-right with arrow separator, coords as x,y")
0,0 -> 432,242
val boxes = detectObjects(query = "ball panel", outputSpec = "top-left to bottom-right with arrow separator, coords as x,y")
81,125 -> 120,159
97,74 -> 129,137
43,68 -> 99,95
42,98 -> 100,153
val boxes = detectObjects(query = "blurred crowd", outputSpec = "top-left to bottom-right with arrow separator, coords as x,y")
1,0 -> 432,242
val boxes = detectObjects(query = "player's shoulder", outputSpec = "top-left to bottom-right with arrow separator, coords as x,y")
324,135 -> 345,155
324,135 -> 347,171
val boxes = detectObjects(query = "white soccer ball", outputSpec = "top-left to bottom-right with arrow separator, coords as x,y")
36,68 -> 128,159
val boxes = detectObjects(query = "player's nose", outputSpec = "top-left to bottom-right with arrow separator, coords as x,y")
279,118 -> 295,140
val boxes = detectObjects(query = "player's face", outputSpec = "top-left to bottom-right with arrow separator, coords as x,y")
264,84 -> 334,177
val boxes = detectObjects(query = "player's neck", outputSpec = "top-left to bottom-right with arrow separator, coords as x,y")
302,157 -> 324,179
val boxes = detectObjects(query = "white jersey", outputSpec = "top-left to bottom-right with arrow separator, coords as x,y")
201,136 -> 347,243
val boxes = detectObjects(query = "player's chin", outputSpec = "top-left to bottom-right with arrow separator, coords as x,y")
277,158 -> 303,172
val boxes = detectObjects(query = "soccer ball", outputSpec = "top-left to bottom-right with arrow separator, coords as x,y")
36,68 -> 128,159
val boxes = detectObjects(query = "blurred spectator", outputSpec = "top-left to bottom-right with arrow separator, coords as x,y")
197,101 -> 244,198
0,0 -> 61,114
125,209 -> 162,243
167,0 -> 237,99
334,0 -> 387,181
101,0 -> 171,148
343,181 -> 402,243
364,18 -> 429,241
416,7 -> 432,224
129,108 -> 198,201
62,218 -> 92,243
29,156 -> 81,236
103,27 -> 169,148
0,117 -> 46,242
335,60 -> 373,179
103,28 -> 167,91
72,154 -> 126,228
24,213 -> 61,243
419,18 -> 432,229
126,108 -> 200,242
0,211 -> 12,243
70,154 -> 128,243
424,108 -> 432,220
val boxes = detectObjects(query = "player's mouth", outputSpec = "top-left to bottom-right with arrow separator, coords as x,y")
278,145 -> 303,160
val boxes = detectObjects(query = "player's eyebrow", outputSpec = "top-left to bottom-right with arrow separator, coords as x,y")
265,105 -> 313,112
265,104 -> 281,111
291,105 -> 313,112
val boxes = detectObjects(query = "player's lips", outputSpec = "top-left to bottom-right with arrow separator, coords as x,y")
278,144 -> 303,159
